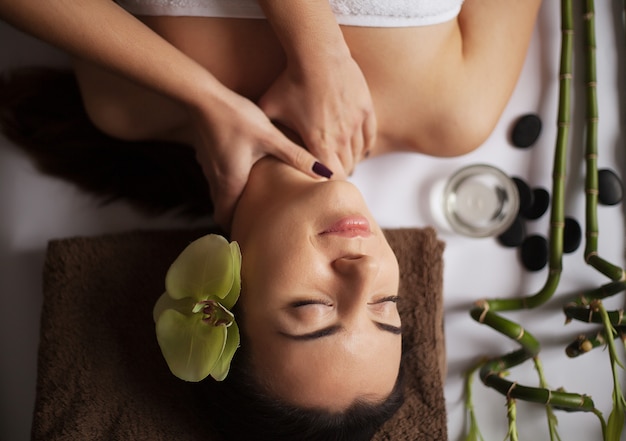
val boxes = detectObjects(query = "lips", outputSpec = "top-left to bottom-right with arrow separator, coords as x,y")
320,216 -> 371,238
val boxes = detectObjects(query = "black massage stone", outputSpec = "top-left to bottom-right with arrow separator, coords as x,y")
511,114 -> 542,148
597,168 -> 623,206
563,217 -> 582,254
497,216 -> 526,248
512,177 -> 533,215
522,188 -> 550,220
520,235 -> 549,272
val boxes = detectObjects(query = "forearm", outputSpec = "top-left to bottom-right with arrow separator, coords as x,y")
257,0 -> 350,67
0,0 -> 228,111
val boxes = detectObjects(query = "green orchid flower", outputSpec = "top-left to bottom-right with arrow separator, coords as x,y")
153,234 -> 241,382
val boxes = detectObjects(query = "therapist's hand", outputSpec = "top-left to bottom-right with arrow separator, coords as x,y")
190,90 -> 333,230
258,55 -> 376,178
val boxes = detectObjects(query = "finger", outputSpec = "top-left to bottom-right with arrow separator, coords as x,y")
348,126 -> 365,175
209,174 -> 246,232
332,131 -> 355,177
270,136 -> 335,180
363,111 -> 378,158
304,133 -> 347,180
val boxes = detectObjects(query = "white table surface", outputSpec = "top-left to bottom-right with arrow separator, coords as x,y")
2,2 -> 625,440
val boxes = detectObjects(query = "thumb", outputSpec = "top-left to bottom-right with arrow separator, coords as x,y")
271,139 -> 335,180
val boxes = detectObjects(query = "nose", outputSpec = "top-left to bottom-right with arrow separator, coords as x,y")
332,255 -> 380,327
332,254 -> 379,281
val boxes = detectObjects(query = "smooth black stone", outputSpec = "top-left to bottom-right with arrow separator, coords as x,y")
598,168 -> 623,206
512,177 -> 534,215
520,235 -> 549,272
497,216 -> 526,248
511,113 -> 542,148
522,188 -> 550,220
563,217 -> 582,254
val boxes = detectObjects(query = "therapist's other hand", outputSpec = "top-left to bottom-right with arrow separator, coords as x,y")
258,55 -> 376,178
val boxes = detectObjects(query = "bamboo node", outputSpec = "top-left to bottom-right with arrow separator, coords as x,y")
589,299 -> 601,312
545,389 -> 552,405
585,189 -> 599,195
478,302 -> 490,323
515,326 -> 525,341
506,382 -> 518,400
559,72 -> 573,80
580,339 -> 593,353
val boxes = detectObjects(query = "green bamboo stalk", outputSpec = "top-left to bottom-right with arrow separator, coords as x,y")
470,0 -> 572,317
564,304 -> 625,326
564,325 -> 626,358
582,0 -> 625,281
569,280 -> 626,306
465,1 -> 601,435
565,329 -> 607,357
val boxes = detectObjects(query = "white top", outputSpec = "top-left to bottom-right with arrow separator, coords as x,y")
115,0 -> 464,27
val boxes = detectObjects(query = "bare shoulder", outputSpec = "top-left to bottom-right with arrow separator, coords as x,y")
346,1 -> 542,158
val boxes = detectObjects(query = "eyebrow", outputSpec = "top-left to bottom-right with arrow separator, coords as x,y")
279,322 -> 402,341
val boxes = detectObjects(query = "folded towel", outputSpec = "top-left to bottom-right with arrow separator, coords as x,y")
32,227 -> 446,441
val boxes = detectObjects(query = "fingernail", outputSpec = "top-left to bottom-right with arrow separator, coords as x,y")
312,161 -> 333,179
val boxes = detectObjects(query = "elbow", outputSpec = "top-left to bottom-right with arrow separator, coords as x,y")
411,105 -> 500,157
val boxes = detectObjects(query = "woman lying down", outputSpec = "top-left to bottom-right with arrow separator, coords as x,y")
0,0 -> 541,439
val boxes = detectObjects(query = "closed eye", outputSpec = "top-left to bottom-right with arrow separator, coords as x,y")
368,295 -> 399,305
290,299 -> 333,308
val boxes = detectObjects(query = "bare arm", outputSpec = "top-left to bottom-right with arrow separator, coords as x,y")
257,0 -> 376,176
0,0 -> 331,229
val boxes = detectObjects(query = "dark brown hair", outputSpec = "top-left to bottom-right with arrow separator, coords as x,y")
0,67 -> 212,217
197,346 -> 405,441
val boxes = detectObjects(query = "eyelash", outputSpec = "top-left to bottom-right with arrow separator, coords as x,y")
372,296 -> 399,305
291,296 -> 399,308
291,299 -> 333,308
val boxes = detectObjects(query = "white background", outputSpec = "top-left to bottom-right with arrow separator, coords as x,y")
1,2 -> 625,440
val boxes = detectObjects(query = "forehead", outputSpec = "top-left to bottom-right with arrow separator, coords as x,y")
246,329 -> 402,411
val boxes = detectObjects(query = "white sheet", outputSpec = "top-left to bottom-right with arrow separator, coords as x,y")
1,2 -> 625,439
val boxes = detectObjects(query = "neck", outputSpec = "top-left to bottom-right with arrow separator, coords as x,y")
229,158 -> 313,239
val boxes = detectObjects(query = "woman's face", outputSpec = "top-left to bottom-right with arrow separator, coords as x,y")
231,159 -> 401,411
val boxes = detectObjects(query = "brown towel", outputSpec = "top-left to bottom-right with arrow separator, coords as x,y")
32,227 -> 446,441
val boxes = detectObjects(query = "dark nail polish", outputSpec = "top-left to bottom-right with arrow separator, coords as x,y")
312,161 -> 333,179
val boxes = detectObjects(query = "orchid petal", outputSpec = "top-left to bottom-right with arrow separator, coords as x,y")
165,235 -> 234,301
210,321 -> 240,381
156,308 -> 227,382
220,241 -> 242,309
153,292 -> 195,323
